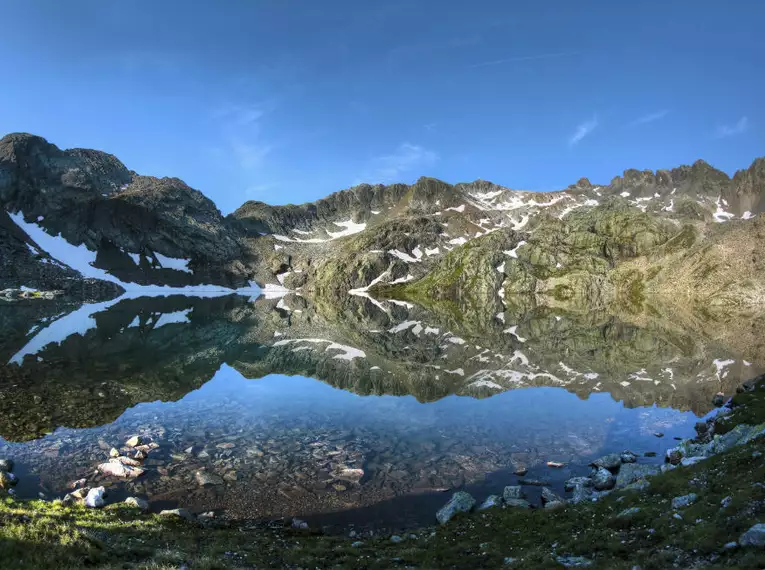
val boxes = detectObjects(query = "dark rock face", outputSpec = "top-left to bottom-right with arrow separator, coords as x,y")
0,133 -> 251,291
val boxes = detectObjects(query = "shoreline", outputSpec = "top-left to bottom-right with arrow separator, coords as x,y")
2,376 -> 764,568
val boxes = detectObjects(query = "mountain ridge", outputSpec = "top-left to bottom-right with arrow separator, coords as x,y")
1,132 -> 764,304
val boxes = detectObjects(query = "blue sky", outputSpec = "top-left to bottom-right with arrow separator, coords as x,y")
1,1 -> 762,213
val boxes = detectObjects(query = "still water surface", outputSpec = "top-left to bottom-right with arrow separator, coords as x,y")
0,293 -> 755,531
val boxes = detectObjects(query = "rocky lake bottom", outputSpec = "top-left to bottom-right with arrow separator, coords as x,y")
0,293 -> 758,534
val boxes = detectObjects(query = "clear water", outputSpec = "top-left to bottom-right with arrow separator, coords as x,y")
0,294 -> 757,531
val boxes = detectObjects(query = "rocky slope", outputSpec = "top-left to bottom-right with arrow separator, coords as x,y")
0,133 -> 252,294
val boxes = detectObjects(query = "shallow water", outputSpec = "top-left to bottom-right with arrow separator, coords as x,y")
0,293 -> 759,531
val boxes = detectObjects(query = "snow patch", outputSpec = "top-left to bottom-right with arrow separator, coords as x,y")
503,240 -> 527,258
155,308 -> 191,328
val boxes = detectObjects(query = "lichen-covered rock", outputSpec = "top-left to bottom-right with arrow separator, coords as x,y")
436,491 -> 476,524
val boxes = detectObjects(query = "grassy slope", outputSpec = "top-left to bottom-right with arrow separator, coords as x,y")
2,381 -> 765,569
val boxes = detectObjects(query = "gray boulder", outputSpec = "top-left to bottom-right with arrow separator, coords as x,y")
436,491 -> 476,525
564,477 -> 592,492
620,451 -> 638,464
592,467 -> 616,491
615,463 -> 660,488
570,484 -> 594,504
740,523 -> 765,547
541,487 -> 565,506
590,453 -> 622,471
477,495 -> 503,511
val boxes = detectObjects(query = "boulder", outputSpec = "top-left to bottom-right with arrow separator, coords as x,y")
564,477 -> 593,492
124,497 -> 149,511
590,453 -> 622,471
615,463 -> 659,488
570,484 -> 594,504
592,467 -> 615,491
436,491 -> 476,524
620,451 -> 638,464
85,487 -> 106,508
477,495 -> 503,510
541,487 -> 565,505
671,493 -> 697,509
740,523 -> 765,547
0,459 -> 13,472
160,508 -> 194,521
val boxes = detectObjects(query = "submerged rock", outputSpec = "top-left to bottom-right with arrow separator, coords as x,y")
85,487 -> 106,508
126,436 -> 144,447
502,485 -> 525,501
0,459 -> 13,472
617,507 -> 641,518
436,491 -> 476,524
195,470 -> 224,486
98,461 -> 145,478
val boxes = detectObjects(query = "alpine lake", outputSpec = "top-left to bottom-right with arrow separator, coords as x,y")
0,291 -> 759,535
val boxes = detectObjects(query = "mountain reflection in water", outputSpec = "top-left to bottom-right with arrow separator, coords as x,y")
0,292 -> 759,528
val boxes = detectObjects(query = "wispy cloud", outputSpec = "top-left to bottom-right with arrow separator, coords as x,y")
468,51 -> 578,69
569,116 -> 598,146
230,139 -> 273,170
629,109 -> 670,127
362,143 -> 439,183
716,116 -> 749,138
213,104 -> 267,127
212,102 -> 275,172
